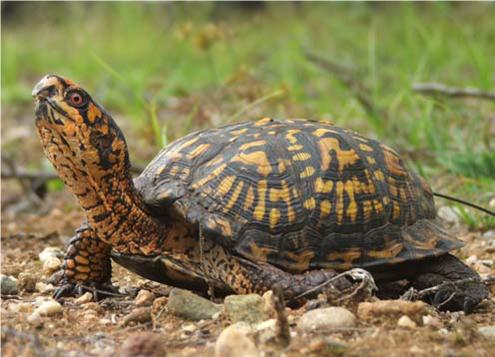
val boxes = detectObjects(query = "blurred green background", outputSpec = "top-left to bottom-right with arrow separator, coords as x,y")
2,2 -> 494,228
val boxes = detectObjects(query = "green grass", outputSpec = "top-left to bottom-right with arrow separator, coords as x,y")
2,2 -> 494,228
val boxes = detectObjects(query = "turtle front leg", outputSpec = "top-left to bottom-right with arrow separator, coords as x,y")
54,224 -> 118,301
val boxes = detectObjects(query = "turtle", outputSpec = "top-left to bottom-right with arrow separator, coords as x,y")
32,74 -> 488,313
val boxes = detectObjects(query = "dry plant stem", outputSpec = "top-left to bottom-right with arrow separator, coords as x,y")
412,82 -> 495,101
272,285 -> 291,347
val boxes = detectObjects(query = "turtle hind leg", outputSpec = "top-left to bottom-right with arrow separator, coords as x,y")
412,254 -> 488,313
223,256 -> 359,302
54,224 -> 118,301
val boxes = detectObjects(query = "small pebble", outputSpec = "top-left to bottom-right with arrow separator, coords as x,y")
27,312 -> 42,326
122,307 -> 152,326
134,289 -> 155,307
215,322 -> 258,357
42,257 -> 62,274
422,315 -> 442,328
397,315 -> 417,328
224,294 -> 265,325
39,247 -> 64,261
1,275 -> 19,295
74,292 -> 93,305
18,272 -> 38,292
298,307 -> 356,333
35,300 -> 63,316
8,302 -> 32,313
35,282 -> 55,294
478,325 -> 495,338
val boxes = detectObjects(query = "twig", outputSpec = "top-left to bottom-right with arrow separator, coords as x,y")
400,275 -> 494,301
412,82 -> 495,101
304,51 -> 385,119
272,285 -> 291,348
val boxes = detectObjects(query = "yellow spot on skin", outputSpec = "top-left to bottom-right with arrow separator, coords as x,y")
87,104 -> 102,123
313,128 -> 337,137
287,205 -> 296,223
231,128 -> 248,135
367,242 -> 403,259
243,186 -> 255,211
336,181 -> 344,223
374,170 -> 385,181
269,208 -> 281,229
189,143 -> 210,158
191,163 -> 227,189
293,152 -> 311,161
320,200 -> 331,218
359,143 -> 373,152
254,117 -> 272,126
314,177 -> 324,193
278,159 -> 288,173
318,137 -> 359,172
239,140 -> 266,151
392,201 -> 401,220
382,145 -> 407,177
300,166 -> 316,178
327,248 -> 362,269
285,251 -> 315,272
233,151 -> 272,176
303,197 -> 316,210
249,242 -> 272,262
345,180 -> 358,222
288,144 -> 303,151
367,156 -> 376,164
224,181 -> 244,210
285,129 -> 300,144
217,176 -> 236,197
253,180 -> 267,220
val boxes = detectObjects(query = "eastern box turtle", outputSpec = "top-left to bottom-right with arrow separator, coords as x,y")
32,75 -> 488,313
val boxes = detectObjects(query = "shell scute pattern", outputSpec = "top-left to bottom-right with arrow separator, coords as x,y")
138,118 -> 462,272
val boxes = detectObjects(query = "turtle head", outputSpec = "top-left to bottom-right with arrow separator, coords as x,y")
33,74 -> 131,194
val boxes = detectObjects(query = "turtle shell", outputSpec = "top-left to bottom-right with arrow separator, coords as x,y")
136,118 -> 462,273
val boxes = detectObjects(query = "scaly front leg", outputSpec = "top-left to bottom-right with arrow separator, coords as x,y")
54,224 -> 118,300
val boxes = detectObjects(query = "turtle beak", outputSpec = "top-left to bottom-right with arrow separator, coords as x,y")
32,74 -> 59,101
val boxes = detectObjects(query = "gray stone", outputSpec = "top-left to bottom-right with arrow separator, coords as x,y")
166,288 -> 221,321
224,294 -> 265,325
298,307 -> 356,333
1,275 -> 18,295
478,325 -> 495,338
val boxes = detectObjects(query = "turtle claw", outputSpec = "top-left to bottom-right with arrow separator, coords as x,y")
53,281 -> 122,302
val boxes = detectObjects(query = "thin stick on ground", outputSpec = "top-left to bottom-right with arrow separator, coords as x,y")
412,82 -> 495,101
272,285 -> 291,348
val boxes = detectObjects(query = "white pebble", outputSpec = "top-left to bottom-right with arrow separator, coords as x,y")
298,307 -> 356,333
397,315 -> 417,328
74,292 -> 93,305
27,312 -> 42,326
42,257 -> 62,274
39,247 -> 64,262
35,282 -> 55,294
35,300 -> 62,316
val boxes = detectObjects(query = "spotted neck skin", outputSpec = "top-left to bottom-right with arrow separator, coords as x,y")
33,74 -> 169,255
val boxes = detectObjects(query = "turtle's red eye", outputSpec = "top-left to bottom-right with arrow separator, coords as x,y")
67,90 -> 86,107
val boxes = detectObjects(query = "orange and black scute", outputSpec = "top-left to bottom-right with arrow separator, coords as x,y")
137,117 -> 462,273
